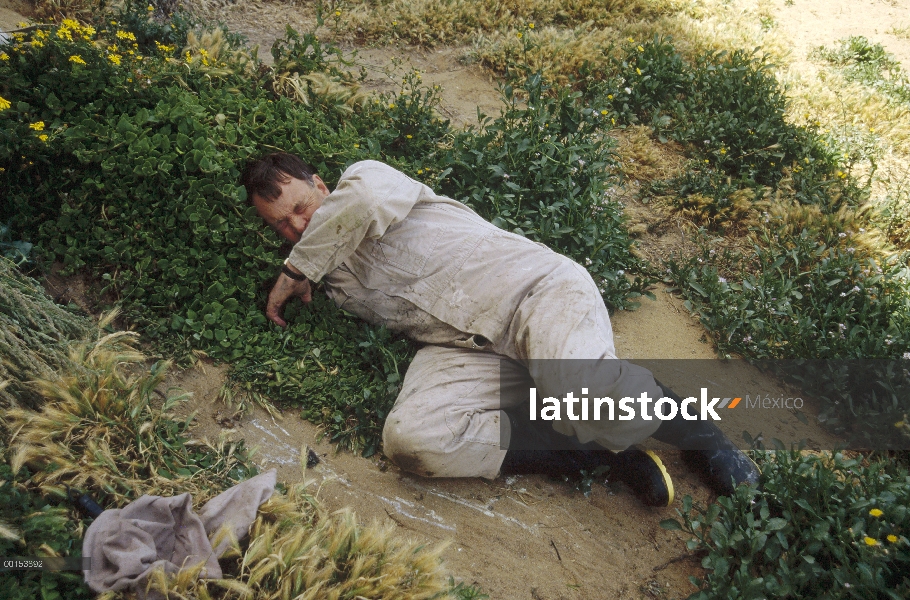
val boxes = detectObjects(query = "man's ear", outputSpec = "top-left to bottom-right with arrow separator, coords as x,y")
312,175 -> 330,195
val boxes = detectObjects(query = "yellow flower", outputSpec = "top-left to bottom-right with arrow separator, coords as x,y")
607,94 -> 613,100
517,32 -> 523,38
38,134 -> 48,142
869,508 -> 884,518
0,52 -> 8,61
635,67 -> 641,75
528,23 -> 534,29
108,54 -> 122,65
417,169 -> 423,174
887,535 -> 898,543
0,96 -> 11,111
354,144 -> 360,148
29,121 -> 45,131
69,55 -> 86,65
864,536 -> 878,546
147,4 -> 154,10
31,39 -> 44,48
628,37 -> 634,43
637,45 -> 644,52
388,103 -> 395,109
62,18 -> 79,28
406,134 -> 413,139
335,10 -> 340,16
17,21 -> 28,28
116,30 -> 137,41
600,109 -> 608,115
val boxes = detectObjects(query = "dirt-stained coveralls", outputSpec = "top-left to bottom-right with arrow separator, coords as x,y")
286,161 -> 663,478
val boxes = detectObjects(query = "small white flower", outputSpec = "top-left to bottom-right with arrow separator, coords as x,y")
624,87 -> 632,94
852,286 -> 860,292
838,232 -> 847,238
718,276 -> 727,283
903,352 -> 910,360
840,292 -> 847,297
617,269 -> 624,275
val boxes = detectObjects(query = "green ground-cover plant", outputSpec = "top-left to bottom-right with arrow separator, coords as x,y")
1,14 -> 646,453
662,450 -> 910,599
597,36 -> 854,211
814,36 -> 910,107
0,458 -> 93,600
665,222 -> 910,448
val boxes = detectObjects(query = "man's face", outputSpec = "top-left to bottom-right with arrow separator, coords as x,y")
252,175 -> 330,244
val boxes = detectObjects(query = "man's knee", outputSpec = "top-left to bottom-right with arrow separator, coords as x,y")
382,417 -> 439,477
382,415 -> 506,479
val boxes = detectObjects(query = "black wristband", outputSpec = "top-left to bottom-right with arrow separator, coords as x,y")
281,264 -> 308,281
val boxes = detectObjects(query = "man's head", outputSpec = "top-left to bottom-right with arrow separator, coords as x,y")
241,153 -> 331,243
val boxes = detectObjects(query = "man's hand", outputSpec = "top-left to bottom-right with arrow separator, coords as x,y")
266,267 -> 312,327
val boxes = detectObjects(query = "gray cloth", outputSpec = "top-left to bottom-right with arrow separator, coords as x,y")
83,469 -> 276,597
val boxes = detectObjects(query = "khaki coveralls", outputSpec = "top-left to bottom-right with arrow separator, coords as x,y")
287,161 -> 662,478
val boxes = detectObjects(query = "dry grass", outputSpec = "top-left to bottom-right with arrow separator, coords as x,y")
0,257 -> 93,410
889,24 -> 910,41
3,332 -> 249,505
334,0 -> 672,46
613,125 -> 686,182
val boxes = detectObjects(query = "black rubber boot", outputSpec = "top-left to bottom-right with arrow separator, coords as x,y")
500,409 -> 674,507
651,382 -> 760,496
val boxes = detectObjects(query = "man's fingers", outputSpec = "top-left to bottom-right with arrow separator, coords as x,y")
299,280 -> 313,303
266,293 -> 288,327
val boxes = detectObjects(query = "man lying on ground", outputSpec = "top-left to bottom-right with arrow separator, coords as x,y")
240,153 -> 760,507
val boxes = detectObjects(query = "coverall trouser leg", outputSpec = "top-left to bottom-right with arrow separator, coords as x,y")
382,258 -> 664,479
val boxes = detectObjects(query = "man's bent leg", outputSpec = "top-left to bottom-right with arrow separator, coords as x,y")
383,345 -> 532,479
498,259 -> 663,450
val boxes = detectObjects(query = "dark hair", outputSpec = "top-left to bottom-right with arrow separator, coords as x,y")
240,153 -> 316,203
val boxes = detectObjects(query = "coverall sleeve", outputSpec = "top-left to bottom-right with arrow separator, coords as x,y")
286,161 -> 424,282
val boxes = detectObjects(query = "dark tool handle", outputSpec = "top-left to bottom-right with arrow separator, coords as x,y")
76,493 -> 104,518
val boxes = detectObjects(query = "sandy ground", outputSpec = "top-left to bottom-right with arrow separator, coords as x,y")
3,0 -> 903,598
